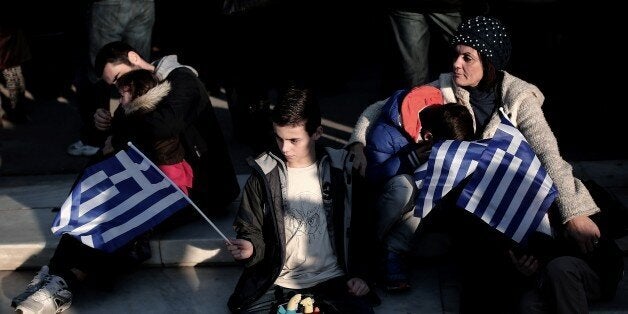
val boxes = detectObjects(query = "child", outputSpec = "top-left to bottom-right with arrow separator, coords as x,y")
104,69 -> 193,195
226,87 -> 376,314
364,85 -> 474,291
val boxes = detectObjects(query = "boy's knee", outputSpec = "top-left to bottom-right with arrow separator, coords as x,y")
381,174 -> 416,203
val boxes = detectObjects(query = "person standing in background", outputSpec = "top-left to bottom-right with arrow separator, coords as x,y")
67,0 -> 155,156
385,0 -> 488,92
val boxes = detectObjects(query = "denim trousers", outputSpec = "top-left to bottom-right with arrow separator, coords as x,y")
89,0 -> 155,77
375,174 -> 420,253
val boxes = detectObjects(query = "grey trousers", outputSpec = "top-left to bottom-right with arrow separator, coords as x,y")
389,10 -> 461,87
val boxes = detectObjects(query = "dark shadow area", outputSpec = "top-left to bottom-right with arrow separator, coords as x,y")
1,1 -> 624,176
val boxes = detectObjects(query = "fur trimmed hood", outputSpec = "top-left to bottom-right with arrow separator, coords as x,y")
122,81 -> 171,115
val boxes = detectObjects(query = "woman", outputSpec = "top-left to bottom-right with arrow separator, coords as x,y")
349,16 -> 605,312
351,15 -> 599,252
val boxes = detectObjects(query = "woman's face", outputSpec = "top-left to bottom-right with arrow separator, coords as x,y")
452,44 -> 484,88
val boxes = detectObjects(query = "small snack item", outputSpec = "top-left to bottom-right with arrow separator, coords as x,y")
277,293 -> 302,314
300,297 -> 315,314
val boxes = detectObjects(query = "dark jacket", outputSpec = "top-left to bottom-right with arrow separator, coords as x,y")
365,89 -> 423,187
110,81 -> 186,165
227,147 -> 370,312
143,56 -> 240,214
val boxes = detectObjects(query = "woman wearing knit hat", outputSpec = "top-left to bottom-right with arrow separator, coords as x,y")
347,16 -> 613,312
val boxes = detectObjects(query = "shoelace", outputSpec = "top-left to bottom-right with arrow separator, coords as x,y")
21,267 -> 49,294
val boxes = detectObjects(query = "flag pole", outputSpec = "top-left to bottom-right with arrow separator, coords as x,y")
128,142 -> 232,245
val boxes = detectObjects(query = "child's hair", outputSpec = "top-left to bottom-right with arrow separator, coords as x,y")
115,69 -> 159,100
95,41 -> 137,78
271,86 -> 321,136
419,103 -> 474,141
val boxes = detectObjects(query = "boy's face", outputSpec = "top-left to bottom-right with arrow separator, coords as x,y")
273,122 -> 321,168
103,62 -> 138,85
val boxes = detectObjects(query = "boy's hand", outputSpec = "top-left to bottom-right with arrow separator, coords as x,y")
226,238 -> 253,260
508,250 -> 539,277
346,277 -> 370,296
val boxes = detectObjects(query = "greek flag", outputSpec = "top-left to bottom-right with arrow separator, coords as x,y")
457,112 -> 557,243
51,144 -> 190,253
414,110 -> 556,243
414,139 -> 488,218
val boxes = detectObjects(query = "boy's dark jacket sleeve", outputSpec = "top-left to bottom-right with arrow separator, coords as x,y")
234,174 -> 266,267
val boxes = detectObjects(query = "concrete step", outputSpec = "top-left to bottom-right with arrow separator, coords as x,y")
1,160 -> 627,271
0,174 -> 249,270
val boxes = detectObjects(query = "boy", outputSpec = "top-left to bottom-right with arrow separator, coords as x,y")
226,87 -> 375,313
364,85 -> 474,291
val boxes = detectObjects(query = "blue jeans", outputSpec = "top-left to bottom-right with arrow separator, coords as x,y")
376,174 -> 452,257
376,174 -> 420,253
89,0 -> 155,79
389,10 -> 461,87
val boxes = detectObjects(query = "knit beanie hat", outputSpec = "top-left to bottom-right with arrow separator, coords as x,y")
451,16 -> 511,71
401,85 -> 444,143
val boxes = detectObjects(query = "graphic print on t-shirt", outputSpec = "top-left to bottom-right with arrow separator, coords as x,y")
285,191 -> 324,243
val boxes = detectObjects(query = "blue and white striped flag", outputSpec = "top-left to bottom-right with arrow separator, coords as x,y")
51,144 -> 190,253
456,110 -> 557,243
414,139 -> 488,218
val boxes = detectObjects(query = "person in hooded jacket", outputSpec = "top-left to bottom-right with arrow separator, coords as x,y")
103,68 -> 193,196
93,41 -> 240,217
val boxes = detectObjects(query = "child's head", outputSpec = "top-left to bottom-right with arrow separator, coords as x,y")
271,87 -> 322,167
115,69 -> 159,106
419,103 -> 474,142
400,85 -> 444,142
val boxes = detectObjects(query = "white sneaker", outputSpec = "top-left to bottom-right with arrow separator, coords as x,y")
11,266 -> 49,308
15,275 -> 72,314
67,140 -> 99,156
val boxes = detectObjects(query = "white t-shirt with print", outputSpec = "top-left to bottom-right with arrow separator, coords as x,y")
274,162 -> 345,289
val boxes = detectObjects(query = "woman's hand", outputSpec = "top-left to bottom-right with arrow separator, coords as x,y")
565,215 -> 601,253
348,143 -> 367,177
414,140 -> 432,164
102,136 -> 114,155
346,277 -> 370,296
226,238 -> 253,260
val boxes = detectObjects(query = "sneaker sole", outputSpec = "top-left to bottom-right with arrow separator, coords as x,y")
15,291 -> 72,314
67,150 -> 98,157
